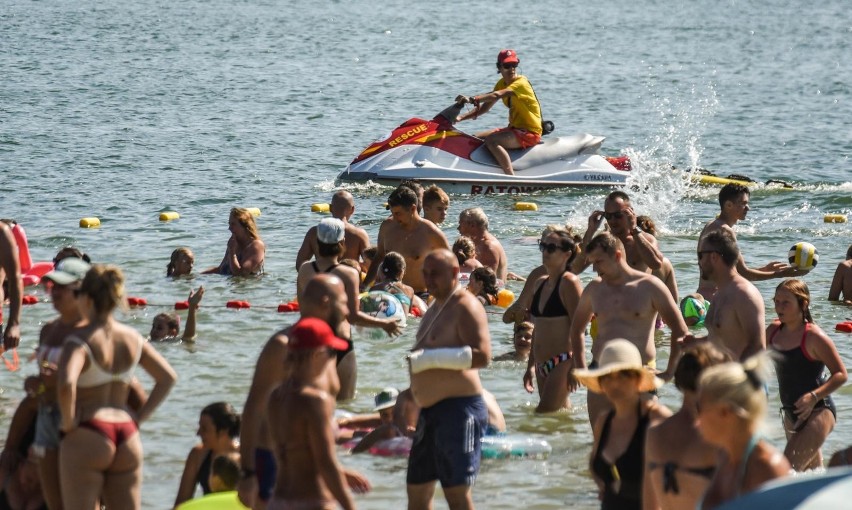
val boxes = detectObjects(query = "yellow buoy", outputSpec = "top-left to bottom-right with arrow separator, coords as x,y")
79,217 -> 100,228
159,211 -> 180,222
496,289 -> 515,308
824,214 -> 847,223
311,203 -> 330,213
514,202 -> 538,211
246,207 -> 261,217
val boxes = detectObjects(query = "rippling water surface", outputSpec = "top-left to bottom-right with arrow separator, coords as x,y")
2,0 -> 851,508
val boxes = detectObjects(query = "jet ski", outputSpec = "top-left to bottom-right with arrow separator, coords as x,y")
337,100 -> 631,195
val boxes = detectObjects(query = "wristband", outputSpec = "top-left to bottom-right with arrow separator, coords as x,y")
810,391 -> 819,401
408,346 -> 473,374
471,96 -> 480,107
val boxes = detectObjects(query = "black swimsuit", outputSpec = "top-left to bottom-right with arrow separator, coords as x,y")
591,403 -> 650,510
770,323 -> 836,429
197,449 -> 213,495
530,275 -> 568,317
310,262 -> 355,364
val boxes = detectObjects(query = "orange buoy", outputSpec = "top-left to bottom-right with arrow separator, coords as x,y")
174,301 -> 190,310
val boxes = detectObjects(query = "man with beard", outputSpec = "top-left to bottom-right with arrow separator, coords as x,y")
689,229 -> 766,361
568,232 -> 687,431
237,275 -> 370,510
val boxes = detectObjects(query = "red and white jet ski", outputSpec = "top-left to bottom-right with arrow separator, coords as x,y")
337,101 -> 631,195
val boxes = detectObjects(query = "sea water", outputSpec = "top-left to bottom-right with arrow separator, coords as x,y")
2,0 -> 851,508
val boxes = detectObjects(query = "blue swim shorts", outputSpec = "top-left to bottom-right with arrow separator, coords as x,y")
255,447 -> 277,502
33,402 -> 62,455
406,394 -> 487,488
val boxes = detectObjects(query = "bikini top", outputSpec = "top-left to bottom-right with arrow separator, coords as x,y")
66,334 -> 144,388
530,275 -> 569,318
312,261 -> 339,274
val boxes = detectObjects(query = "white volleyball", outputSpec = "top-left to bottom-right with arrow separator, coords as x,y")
788,242 -> 819,270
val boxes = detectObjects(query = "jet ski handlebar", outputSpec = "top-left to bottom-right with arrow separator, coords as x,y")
434,100 -> 466,124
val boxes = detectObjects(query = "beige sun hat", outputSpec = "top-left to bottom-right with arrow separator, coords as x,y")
573,339 -> 663,394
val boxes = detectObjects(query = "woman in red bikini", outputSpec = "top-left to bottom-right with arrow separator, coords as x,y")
57,264 -> 177,509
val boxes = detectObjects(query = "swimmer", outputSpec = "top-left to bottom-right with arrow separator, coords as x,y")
57,264 -> 177,510
351,388 -> 404,454
457,207 -> 508,281
568,232 -> 688,431
298,218 -> 402,400
266,317 -> 363,510
576,340 -> 671,510
466,266 -> 499,306
696,355 -> 790,509
370,252 -> 416,315
295,191 -> 371,271
237,275 -> 369,510
645,344 -> 730,510
203,207 -> 265,276
828,244 -> 852,304
687,230 -> 765,361
523,227 -> 582,413
407,249 -> 491,510
167,247 -> 195,277
422,185 -> 450,225
574,191 -> 665,276
174,402 -> 241,508
363,185 -> 450,294
696,183 -> 806,300
768,279 -> 847,471
452,236 -> 483,274
149,287 -> 204,342
494,321 -> 533,362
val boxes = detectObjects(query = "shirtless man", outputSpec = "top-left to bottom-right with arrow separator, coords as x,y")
295,191 -> 370,270
363,186 -> 449,295
697,183 -> 805,300
422,185 -> 450,225
298,218 -> 402,400
689,229 -> 766,361
406,249 -> 491,510
568,232 -> 688,429
573,191 -> 664,276
0,221 -> 22,350
266,317 -> 359,510
237,275 -> 370,510
458,207 -> 508,281
828,244 -> 852,304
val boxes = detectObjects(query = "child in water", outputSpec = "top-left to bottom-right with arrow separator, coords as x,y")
150,287 -> 204,342
167,247 -> 195,277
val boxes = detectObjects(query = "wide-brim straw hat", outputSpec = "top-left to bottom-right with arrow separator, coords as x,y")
573,339 -> 663,394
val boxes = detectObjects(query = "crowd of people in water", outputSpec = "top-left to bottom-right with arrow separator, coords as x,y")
1,176 -> 851,510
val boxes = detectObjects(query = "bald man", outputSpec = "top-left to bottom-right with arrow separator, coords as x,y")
295,191 -> 371,270
0,221 -> 22,350
237,274 -> 368,509
406,249 -> 491,510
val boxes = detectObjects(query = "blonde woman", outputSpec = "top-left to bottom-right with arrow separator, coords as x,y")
204,207 -> 265,276
696,355 -> 790,509
58,265 -> 177,509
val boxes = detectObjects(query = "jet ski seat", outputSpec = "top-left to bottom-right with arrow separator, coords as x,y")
469,134 -> 605,171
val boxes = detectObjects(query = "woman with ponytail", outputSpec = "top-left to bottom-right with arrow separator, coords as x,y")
57,265 -> 177,510
767,279 -> 847,471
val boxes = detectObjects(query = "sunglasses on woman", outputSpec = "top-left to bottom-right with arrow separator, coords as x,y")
501,63 -> 518,69
538,241 -> 567,254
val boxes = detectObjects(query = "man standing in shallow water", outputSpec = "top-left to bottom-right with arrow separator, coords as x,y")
0,221 -> 22,350
363,186 -> 449,295
406,249 -> 491,510
568,232 -> 687,431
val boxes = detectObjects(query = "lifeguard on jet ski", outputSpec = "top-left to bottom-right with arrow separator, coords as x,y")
337,49 -> 630,195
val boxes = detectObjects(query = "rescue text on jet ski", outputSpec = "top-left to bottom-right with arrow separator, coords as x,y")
337,100 -> 631,195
